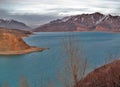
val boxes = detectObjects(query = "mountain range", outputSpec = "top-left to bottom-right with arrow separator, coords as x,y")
0,19 -> 31,30
1,12 -> 120,32
33,12 -> 120,32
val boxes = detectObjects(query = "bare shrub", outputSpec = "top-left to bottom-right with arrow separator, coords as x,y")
19,75 -> 29,87
58,35 -> 89,87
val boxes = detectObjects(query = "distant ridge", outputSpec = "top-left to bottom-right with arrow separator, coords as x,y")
0,19 -> 31,30
0,28 -> 32,37
33,12 -> 120,32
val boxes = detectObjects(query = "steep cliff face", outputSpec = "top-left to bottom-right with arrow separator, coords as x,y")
34,12 -> 120,32
78,60 -> 120,87
0,33 -> 30,51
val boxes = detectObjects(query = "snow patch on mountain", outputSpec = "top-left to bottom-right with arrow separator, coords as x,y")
61,16 -> 71,22
0,18 -> 31,30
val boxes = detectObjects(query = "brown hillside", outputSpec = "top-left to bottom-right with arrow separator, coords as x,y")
78,60 -> 120,87
0,33 -> 30,51
0,32 -> 47,55
0,28 -> 32,37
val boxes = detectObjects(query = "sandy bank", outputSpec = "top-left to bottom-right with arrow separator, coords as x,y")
0,46 -> 48,55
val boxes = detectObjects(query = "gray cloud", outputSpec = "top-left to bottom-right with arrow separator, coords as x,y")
0,9 -> 8,16
11,14 -> 62,28
0,9 -> 61,28
48,8 -> 88,13
0,0 -> 120,28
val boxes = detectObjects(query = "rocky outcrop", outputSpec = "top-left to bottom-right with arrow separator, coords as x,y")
0,32 -> 46,55
33,12 -> 120,32
78,60 -> 120,87
0,33 -> 30,51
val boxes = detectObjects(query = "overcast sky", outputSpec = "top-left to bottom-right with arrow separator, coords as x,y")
0,0 -> 120,28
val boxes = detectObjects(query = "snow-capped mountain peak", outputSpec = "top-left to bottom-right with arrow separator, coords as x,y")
34,12 -> 120,32
0,18 -> 31,30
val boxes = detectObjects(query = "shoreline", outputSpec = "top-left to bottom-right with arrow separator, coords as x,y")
0,47 -> 49,55
33,30 -> 120,34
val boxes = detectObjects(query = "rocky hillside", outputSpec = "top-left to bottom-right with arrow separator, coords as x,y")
0,32 -> 47,55
0,28 -> 33,37
0,32 -> 30,51
33,12 -> 120,32
0,19 -> 31,30
78,60 -> 120,87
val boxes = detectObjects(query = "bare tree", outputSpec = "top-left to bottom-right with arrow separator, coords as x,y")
58,35 -> 89,87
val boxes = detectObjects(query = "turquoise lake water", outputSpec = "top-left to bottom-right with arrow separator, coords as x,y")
0,32 -> 120,87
